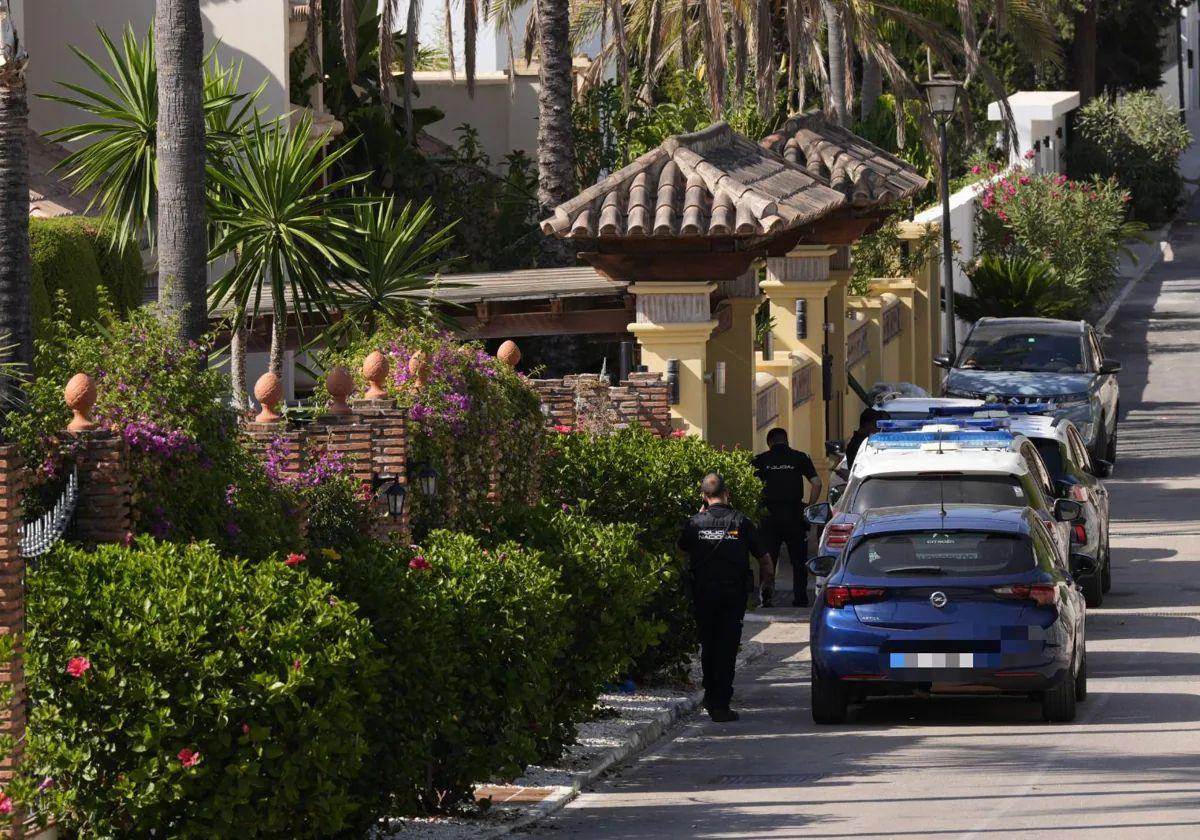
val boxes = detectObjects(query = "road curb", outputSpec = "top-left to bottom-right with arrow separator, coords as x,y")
482,641 -> 768,838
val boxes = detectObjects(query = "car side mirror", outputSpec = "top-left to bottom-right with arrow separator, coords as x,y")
1099,358 -> 1122,375
933,354 -> 952,369
1091,459 -> 1113,478
1053,499 -> 1083,522
828,485 -> 844,507
804,502 -> 832,527
807,555 -> 837,577
825,439 -> 845,457
1070,553 -> 1097,577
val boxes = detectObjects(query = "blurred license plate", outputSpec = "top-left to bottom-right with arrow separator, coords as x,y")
890,653 -> 977,668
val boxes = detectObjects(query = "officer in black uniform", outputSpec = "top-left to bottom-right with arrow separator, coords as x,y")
678,472 -> 772,723
752,428 -> 823,607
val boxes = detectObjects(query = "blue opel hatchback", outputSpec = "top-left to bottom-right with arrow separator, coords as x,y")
807,504 -> 1092,724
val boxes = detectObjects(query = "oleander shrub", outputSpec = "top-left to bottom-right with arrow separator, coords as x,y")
25,540 -> 382,839
309,533 -> 567,815
5,306 -> 297,557
486,504 -> 664,755
316,326 -> 544,537
975,172 -> 1137,301
1069,91 -> 1192,225
30,217 -> 143,334
539,425 -> 763,679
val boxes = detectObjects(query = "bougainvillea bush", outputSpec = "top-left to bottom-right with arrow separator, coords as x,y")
25,540 -> 381,839
5,305 -> 297,556
539,426 -> 763,679
975,172 -> 1136,301
318,326 -> 544,536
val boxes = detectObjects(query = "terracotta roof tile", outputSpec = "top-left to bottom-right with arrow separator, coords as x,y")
27,131 -> 94,219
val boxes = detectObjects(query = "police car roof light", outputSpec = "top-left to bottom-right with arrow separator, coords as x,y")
875,418 -> 1010,432
866,430 -> 1015,450
929,403 -> 1052,417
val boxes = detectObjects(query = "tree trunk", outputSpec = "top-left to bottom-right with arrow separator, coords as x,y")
230,322 -> 247,411
860,52 -> 882,120
535,0 -> 576,266
0,12 -> 31,405
268,313 -> 285,379
1070,0 -> 1098,104
155,0 -> 209,342
822,0 -> 849,127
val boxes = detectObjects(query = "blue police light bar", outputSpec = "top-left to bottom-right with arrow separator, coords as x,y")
876,418 -> 1010,432
867,431 -> 1015,449
928,403 -> 1052,417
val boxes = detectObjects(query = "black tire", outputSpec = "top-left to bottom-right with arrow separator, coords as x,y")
1091,419 -> 1108,466
1081,569 -> 1103,608
1101,542 -> 1112,594
1105,423 -> 1118,465
811,670 -> 849,724
1042,670 -> 1078,722
1075,648 -> 1088,702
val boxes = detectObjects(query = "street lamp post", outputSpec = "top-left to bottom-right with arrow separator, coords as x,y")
921,72 -> 963,360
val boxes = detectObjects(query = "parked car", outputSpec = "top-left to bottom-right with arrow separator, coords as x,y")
809,422 -> 1080,562
937,318 -> 1121,463
807,504 -> 1091,724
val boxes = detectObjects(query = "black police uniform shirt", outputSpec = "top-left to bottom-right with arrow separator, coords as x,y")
677,503 -> 766,586
752,445 -> 818,512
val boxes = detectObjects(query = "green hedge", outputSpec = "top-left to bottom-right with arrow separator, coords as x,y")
539,426 -> 763,680
29,217 -> 143,334
25,540 -> 382,839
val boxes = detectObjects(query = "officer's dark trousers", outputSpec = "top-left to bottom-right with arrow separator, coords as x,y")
693,582 -> 746,710
762,510 -> 809,599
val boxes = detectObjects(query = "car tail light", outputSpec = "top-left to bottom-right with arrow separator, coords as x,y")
1067,484 -> 1089,504
1071,523 -> 1087,544
992,583 -> 1057,606
825,586 -> 887,608
825,523 -> 854,548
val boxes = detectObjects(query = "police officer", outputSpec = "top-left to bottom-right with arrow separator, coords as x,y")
678,473 -> 772,723
752,428 -> 822,607
845,407 -> 889,472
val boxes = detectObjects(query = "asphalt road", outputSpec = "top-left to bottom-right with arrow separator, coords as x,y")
520,213 -> 1200,839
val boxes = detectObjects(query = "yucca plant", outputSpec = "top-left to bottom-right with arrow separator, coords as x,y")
206,113 -> 369,377
957,255 -> 1086,322
41,27 -> 259,248
319,197 -> 460,350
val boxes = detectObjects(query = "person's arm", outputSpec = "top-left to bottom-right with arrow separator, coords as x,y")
801,454 -> 823,505
677,520 -> 697,553
743,519 -> 775,590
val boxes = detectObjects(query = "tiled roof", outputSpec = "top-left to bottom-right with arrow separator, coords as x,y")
541,122 -> 846,240
760,112 -> 929,208
28,132 -> 93,219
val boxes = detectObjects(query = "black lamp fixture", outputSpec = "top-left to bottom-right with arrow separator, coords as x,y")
920,70 -> 964,359
416,463 -> 440,499
920,72 -> 962,125
373,475 -> 409,518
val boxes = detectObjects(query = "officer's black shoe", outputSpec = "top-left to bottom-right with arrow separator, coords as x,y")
708,707 -> 740,723
793,594 -> 809,608
760,588 -> 773,608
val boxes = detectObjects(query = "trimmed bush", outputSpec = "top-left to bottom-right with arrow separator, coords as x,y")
309,533 -> 567,816
539,426 -> 762,679
1069,91 -> 1192,225
959,255 -> 1085,321
25,540 -> 382,839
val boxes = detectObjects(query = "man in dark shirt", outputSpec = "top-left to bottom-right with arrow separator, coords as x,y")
752,428 -> 822,607
845,408 -> 889,471
678,473 -> 772,722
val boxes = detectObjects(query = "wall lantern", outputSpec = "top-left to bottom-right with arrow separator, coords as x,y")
666,358 -> 680,404
373,475 -> 409,518
416,464 -> 440,499
713,361 -> 727,395
795,298 -> 808,339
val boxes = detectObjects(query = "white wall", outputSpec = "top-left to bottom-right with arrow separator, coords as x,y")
23,0 -> 289,135
1162,2 -> 1200,113
415,69 -> 541,163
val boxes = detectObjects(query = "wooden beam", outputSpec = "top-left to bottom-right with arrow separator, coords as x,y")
453,309 -> 633,338
580,251 -> 760,283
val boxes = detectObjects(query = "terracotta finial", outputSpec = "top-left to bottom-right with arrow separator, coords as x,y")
362,350 -> 389,400
64,372 -> 99,432
325,366 -> 353,415
497,340 -> 521,368
408,349 -> 430,389
253,372 -> 283,423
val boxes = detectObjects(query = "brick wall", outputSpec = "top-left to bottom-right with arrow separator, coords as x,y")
529,372 -> 672,437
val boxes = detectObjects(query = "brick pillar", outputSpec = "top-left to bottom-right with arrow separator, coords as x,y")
241,422 -> 304,481
69,431 -> 133,545
0,447 -> 26,839
349,399 -> 409,541
626,372 -> 672,437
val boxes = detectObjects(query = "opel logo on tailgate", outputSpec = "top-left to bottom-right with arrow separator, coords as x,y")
930,591 -> 949,609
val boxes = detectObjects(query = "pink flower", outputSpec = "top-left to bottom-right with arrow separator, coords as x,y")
292,659 -> 303,671
66,656 -> 90,679
37,777 -> 54,793
981,194 -> 995,210
177,748 -> 200,768
670,429 -> 687,438
0,793 -> 11,815
1055,174 -> 1068,186
997,210 -> 1009,222
560,504 -> 570,512
285,553 -> 305,567
970,165 -> 981,175
122,531 -> 135,547
1023,149 -> 1036,160
241,722 -> 251,736
1018,175 -> 1031,186
553,424 -> 573,434
409,556 -> 430,571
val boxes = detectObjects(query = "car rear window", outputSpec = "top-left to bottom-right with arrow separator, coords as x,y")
1032,439 -> 1064,477
849,475 -> 1028,514
846,531 -> 1035,576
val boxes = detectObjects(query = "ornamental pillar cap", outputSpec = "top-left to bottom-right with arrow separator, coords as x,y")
362,350 -> 390,399
407,349 -> 430,389
496,340 -> 521,367
325,366 -> 353,415
253,372 -> 283,423
64,373 -> 99,432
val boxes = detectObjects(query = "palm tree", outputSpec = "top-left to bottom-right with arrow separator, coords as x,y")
536,0 -> 576,211
0,0 -> 30,405
155,0 -> 209,343
206,114 -> 369,379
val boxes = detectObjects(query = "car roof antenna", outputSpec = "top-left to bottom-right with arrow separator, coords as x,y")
939,471 -> 947,517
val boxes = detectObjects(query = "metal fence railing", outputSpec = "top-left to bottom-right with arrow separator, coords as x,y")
20,467 -> 79,561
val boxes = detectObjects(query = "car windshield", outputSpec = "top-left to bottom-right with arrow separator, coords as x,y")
957,326 -> 1085,373
849,475 -> 1029,514
1032,439 -> 1065,477
846,531 -> 1035,577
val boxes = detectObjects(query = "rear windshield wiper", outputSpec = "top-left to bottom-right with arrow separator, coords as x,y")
883,566 -> 946,575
